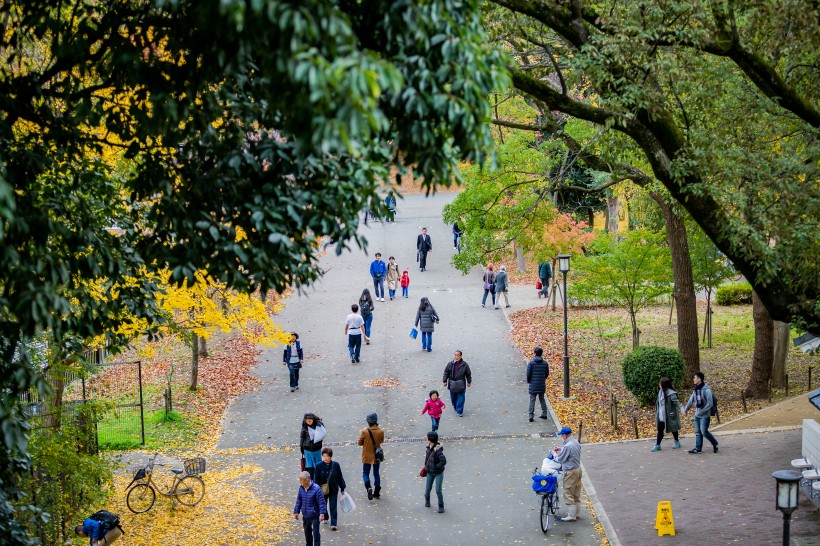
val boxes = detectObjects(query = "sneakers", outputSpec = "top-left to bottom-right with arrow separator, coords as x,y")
673,441 -> 681,449
651,445 -> 662,452
558,516 -> 576,522
380,297 -> 384,302
331,526 -> 338,531
351,356 -> 356,363
291,388 -> 295,392
714,444 -> 719,453
437,506 -> 445,513
365,337 -> 370,345
688,448 -> 702,454
425,497 -> 431,508
529,417 -> 534,423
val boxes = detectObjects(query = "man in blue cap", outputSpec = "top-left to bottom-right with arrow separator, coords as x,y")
549,426 -> 582,522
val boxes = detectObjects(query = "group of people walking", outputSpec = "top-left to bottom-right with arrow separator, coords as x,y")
652,371 -> 719,454
480,263 -> 510,309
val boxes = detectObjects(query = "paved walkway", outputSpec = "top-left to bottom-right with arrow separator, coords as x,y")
216,194 -> 603,545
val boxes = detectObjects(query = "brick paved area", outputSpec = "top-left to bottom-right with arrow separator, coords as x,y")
583,429 -> 820,544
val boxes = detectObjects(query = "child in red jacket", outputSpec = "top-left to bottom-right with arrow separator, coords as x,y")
400,270 -> 410,298
421,390 -> 446,432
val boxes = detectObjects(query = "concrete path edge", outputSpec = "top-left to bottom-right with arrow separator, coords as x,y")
500,306 -> 622,546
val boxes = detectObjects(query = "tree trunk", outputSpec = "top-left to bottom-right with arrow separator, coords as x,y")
744,290 -> 774,398
606,193 -> 619,233
198,336 -> 209,358
587,207 -> 595,229
771,321 -> 790,388
190,333 -> 199,391
655,198 -> 701,378
514,242 -> 525,273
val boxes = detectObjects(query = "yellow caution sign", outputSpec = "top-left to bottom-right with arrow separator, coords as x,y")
655,500 -> 675,536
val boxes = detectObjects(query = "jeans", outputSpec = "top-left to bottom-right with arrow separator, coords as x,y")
388,288 -> 396,299
453,232 -> 459,247
430,416 -> 440,431
402,287 -> 409,297
362,314 -> 373,338
348,334 -> 362,361
421,331 -> 432,351
288,365 -> 300,388
302,516 -> 321,546
372,277 -> 384,298
482,287 -> 495,306
528,393 -> 547,419
362,463 -> 381,487
424,472 -> 444,506
324,493 -> 338,527
694,416 -> 718,450
450,390 -> 466,415
304,449 -> 322,478
539,277 -> 551,297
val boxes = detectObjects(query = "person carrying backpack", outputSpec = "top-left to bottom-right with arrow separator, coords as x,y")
75,510 -> 123,545
683,371 -> 719,454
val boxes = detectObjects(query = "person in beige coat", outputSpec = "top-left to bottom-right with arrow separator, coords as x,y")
386,257 -> 400,300
357,413 -> 385,500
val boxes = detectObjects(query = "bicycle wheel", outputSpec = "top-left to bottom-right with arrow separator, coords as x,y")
174,475 -> 205,506
540,494 -> 553,533
127,484 -> 156,513
550,492 -> 559,515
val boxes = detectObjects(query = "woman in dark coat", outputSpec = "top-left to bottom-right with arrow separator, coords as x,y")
652,377 -> 683,451
300,413 -> 327,479
414,297 -> 440,352
423,431 -> 447,513
314,447 -> 347,531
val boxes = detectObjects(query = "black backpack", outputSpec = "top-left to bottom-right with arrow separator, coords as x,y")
710,394 -> 718,417
89,510 -> 123,535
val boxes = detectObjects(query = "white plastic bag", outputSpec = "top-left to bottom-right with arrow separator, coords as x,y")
541,457 -> 561,475
339,491 -> 356,514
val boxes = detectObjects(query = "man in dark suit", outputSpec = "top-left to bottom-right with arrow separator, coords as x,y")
416,227 -> 432,271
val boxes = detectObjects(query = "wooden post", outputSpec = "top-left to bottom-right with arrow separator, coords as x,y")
741,390 -> 748,413
809,367 -> 813,391
632,415 -> 639,439
578,422 -> 583,444
785,374 -> 789,397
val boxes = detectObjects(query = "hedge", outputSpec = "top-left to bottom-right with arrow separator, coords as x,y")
715,282 -> 753,305
622,345 -> 686,406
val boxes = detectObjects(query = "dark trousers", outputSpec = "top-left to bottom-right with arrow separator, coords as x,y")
419,251 -> 428,270
656,420 -> 679,444
302,515 -> 321,546
324,493 -> 338,526
424,472 -> 444,506
288,365 -> 300,388
528,393 -> 547,419
348,334 -> 362,361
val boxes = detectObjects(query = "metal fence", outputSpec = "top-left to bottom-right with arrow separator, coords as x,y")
22,356 -> 144,451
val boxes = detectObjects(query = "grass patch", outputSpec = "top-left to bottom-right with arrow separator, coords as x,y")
99,409 -> 198,451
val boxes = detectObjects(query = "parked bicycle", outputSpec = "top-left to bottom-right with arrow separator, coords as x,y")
126,452 -> 206,513
532,464 -> 561,533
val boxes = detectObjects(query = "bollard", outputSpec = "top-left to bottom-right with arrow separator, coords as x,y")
785,374 -> 789,397
578,422 -> 583,444
632,415 -> 639,439
741,391 -> 748,413
809,367 -> 813,391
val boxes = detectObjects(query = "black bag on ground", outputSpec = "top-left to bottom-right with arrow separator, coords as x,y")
89,510 -> 123,534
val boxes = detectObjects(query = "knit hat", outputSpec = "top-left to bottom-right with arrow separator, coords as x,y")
366,413 -> 378,425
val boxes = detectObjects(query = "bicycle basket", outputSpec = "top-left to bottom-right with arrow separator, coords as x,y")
532,474 -> 558,494
183,457 -> 206,476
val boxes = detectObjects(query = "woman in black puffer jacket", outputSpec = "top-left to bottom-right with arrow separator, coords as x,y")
423,431 -> 447,513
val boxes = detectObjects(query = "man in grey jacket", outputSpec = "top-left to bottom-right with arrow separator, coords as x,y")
494,265 -> 510,309
683,371 -> 719,454
550,426 -> 582,522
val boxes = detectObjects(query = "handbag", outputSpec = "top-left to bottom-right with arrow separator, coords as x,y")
419,448 -> 434,478
410,327 -> 418,339
536,280 -> 543,289
300,456 -> 306,472
321,483 -> 330,496
484,282 -> 492,291
448,378 -> 466,393
367,429 -> 385,462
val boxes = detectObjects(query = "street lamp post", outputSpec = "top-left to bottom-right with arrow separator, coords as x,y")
771,470 -> 801,546
558,254 -> 571,398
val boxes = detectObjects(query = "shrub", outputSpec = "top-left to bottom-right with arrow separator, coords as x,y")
715,282 -> 753,305
622,346 -> 685,406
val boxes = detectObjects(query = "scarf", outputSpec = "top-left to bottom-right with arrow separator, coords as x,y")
694,383 -> 704,408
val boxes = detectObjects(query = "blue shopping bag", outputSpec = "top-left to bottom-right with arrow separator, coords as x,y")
409,327 -> 418,339
532,474 -> 558,494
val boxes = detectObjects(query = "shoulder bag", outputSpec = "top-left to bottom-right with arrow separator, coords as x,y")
367,429 -> 385,462
321,463 -> 335,496
419,448 -> 434,477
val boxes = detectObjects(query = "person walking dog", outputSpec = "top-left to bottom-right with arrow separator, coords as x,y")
293,471 -> 326,546
651,377 -> 683,451
526,347 -> 550,423
549,427 -> 582,522
442,351 -> 472,416
358,413 -> 385,500
422,431 -> 447,513
683,371 -> 719,454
